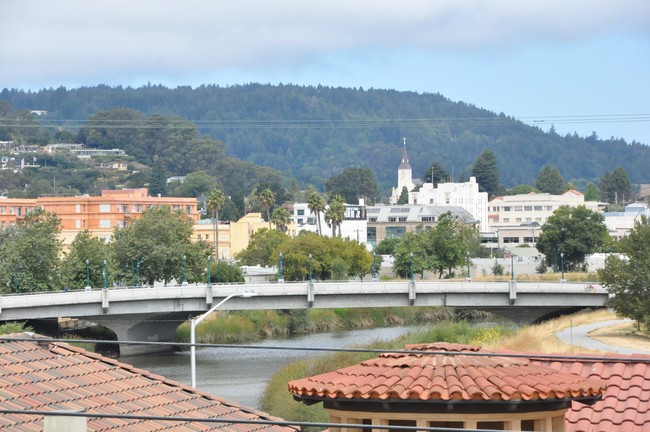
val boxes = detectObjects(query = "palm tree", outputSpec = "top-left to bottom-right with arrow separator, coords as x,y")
325,194 -> 346,237
307,192 -> 326,236
271,206 -> 291,233
257,188 -> 276,230
206,187 -> 225,260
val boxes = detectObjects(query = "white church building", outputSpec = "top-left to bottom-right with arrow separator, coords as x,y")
389,139 -> 490,232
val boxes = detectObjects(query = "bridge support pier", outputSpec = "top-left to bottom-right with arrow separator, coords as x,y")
408,280 -> 416,305
307,282 -> 314,307
93,314 -> 185,356
509,280 -> 517,305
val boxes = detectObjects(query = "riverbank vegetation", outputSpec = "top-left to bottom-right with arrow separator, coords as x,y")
174,306 -> 477,344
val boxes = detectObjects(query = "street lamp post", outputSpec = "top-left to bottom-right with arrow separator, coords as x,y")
207,256 -> 211,285
372,251 -> 377,282
308,253 -> 313,282
561,252 -> 566,283
511,254 -> 515,281
103,260 -> 107,289
466,253 -> 471,281
182,255 -> 188,287
409,252 -> 414,282
136,261 -> 141,287
278,253 -> 284,283
190,292 -> 257,387
85,259 -> 91,291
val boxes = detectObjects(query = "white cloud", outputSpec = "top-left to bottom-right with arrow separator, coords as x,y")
2,0 -> 648,86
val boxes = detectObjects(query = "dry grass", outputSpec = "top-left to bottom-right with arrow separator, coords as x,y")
482,308 -> 616,354
589,322 -> 650,352
471,272 -> 599,283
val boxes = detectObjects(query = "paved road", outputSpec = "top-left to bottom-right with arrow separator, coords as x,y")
556,319 -> 650,354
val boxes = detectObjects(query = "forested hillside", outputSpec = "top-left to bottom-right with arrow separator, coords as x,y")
2,84 -> 649,194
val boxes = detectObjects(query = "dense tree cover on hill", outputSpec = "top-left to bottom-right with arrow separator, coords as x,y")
2,84 -> 649,198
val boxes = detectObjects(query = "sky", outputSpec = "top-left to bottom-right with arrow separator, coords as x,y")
2,0 -> 649,144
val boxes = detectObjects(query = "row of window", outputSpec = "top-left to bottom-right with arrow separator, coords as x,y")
0,206 -> 36,216
96,203 -> 194,214
492,205 -> 552,212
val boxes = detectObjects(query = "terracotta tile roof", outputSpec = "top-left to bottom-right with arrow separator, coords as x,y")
288,343 -> 606,403
0,333 -> 296,431
534,352 -> 650,432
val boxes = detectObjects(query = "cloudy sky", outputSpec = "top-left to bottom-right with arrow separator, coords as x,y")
2,0 -> 649,143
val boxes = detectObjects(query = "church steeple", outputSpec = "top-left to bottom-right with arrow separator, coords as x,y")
399,137 -> 411,169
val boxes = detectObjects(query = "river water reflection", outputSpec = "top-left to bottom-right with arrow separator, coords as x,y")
126,326 -> 422,409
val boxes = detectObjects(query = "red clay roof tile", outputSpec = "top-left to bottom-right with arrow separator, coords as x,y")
0,333 -> 296,432
289,344 -> 606,404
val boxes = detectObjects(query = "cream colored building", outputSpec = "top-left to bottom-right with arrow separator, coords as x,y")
485,190 -> 605,249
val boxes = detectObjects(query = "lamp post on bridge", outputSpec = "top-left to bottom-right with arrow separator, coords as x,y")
278,252 -> 284,283
409,252 -> 414,282
207,256 -> 211,285
190,292 -> 257,388
510,254 -> 515,281
309,253 -> 313,283
466,252 -> 471,282
103,259 -> 107,290
182,255 -> 188,287
561,252 -> 566,283
85,259 -> 91,291
372,251 -> 377,282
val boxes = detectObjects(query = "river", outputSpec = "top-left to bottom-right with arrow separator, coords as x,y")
126,326 -> 421,409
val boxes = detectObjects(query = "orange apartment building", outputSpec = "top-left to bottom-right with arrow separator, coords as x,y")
0,189 -> 199,243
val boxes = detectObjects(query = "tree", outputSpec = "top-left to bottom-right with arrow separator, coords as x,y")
62,230 -> 110,290
169,171 -> 218,198
507,184 -> 537,195
324,194 -> 345,237
208,261 -> 245,283
396,186 -> 409,204
374,238 -> 401,255
599,217 -> 650,330
271,206 -> 292,233
421,161 -> 450,186
325,167 -> 379,204
428,213 -> 471,278
307,192 -> 326,236
584,182 -> 600,201
471,150 -> 500,198
256,188 -> 276,229
536,205 -> 608,271
207,187 -> 226,259
600,167 -> 632,204
148,155 -> 168,197
0,208 -> 62,293
535,165 -> 565,195
111,206 -> 207,285
235,228 -> 289,266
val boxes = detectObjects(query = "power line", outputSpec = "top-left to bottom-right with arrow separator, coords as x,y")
2,336 -> 648,364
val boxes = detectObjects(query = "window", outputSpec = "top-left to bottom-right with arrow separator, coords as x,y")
0,206 -> 5,214
503,218 -> 510,222
398,217 -> 407,222
503,206 -> 511,211
297,218 -> 303,224
9,206 -> 14,214
421,216 -> 436,222
514,206 -> 523,211
99,219 -> 111,228
534,206 -> 543,211
430,422 -> 463,429
545,205 -> 553,211
75,220 -> 81,229
367,227 -> 377,247
524,206 -> 532,211
516,218 -> 522,222
297,209 -> 305,216
388,217 -> 397,222
76,204 -> 81,213
369,217 -> 377,222
16,207 -> 21,216
477,421 -> 505,430
186,205 -> 192,214
386,226 -> 406,238
504,236 -> 519,243
99,203 -> 110,213
389,207 -> 410,213
523,236 -> 535,243
367,208 -> 380,213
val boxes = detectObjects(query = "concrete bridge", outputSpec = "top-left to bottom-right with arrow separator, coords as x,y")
0,280 -> 608,355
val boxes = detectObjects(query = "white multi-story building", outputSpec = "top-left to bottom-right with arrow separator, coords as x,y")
486,190 -> 604,249
410,176 -> 489,232
290,200 -> 368,245
603,202 -> 650,238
